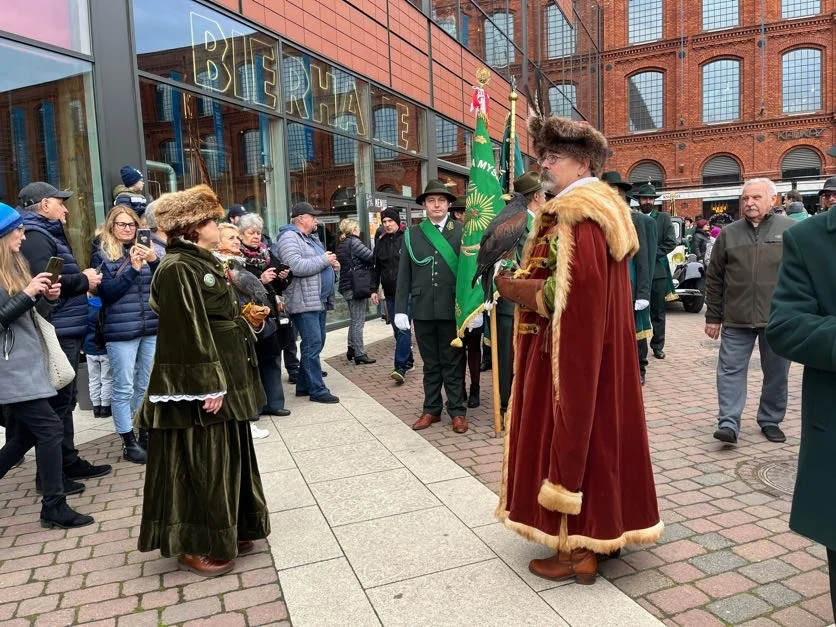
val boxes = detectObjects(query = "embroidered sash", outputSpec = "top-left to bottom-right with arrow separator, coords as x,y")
404,219 -> 459,275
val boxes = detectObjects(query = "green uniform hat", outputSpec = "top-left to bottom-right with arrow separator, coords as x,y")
449,195 -> 466,212
513,171 -> 543,196
601,171 -> 633,192
416,179 -> 456,205
633,183 -> 660,199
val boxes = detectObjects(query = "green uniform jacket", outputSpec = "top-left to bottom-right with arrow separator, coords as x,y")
631,210 -> 657,302
395,219 -> 462,321
765,211 -> 836,550
135,239 -> 265,430
650,210 -> 676,279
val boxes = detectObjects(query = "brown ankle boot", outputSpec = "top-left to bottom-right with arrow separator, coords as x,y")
528,549 -> 598,585
178,554 -> 235,577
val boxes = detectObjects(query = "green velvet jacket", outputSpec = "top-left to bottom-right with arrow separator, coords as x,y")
134,238 -> 265,430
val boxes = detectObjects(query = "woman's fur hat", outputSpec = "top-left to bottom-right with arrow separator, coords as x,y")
154,184 -> 225,235
528,116 -> 608,176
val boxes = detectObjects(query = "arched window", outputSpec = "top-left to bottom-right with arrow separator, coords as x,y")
702,155 -> 741,185
545,5 -> 575,59
373,107 -> 397,160
782,0 -> 819,19
332,115 -> 357,165
242,130 -> 262,176
628,71 -> 663,132
548,85 -> 577,119
703,0 -> 738,31
781,147 -> 821,180
629,0 -> 662,45
485,13 -> 513,67
702,59 -> 740,123
628,161 -> 664,190
782,49 -> 821,114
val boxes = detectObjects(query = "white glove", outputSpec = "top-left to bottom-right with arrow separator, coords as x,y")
635,299 -> 650,311
394,313 -> 411,331
467,316 -> 484,330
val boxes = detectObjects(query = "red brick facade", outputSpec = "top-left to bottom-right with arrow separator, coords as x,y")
600,0 -> 835,217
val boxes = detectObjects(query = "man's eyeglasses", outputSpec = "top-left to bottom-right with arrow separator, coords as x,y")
539,153 -> 567,166
114,222 -> 137,231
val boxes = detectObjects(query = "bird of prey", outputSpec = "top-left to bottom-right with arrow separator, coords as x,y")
227,258 -> 270,306
471,191 -> 530,304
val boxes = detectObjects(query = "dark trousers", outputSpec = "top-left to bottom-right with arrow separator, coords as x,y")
649,277 -> 667,353
637,338 -> 649,376
413,319 -> 465,417
497,311 -> 514,414
385,297 -> 414,371
50,336 -> 82,469
0,400 -> 64,507
256,336 -> 285,413
460,326 -> 482,388
290,311 -> 329,399
828,547 -> 835,621
279,323 -> 300,377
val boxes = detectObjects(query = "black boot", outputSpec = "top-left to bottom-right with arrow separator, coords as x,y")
137,429 -> 148,452
467,383 -> 481,408
346,347 -> 355,361
120,431 -> 147,464
100,405 -> 112,418
480,351 -> 492,372
40,498 -> 95,529
93,405 -> 102,417
36,475 -> 85,496
355,354 -> 376,365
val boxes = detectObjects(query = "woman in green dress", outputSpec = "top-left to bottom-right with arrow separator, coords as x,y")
134,184 -> 269,577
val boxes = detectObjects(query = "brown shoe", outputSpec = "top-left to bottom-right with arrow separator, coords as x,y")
451,416 -> 468,434
528,549 -> 597,585
412,413 -> 440,430
178,554 -> 235,577
237,540 -> 255,554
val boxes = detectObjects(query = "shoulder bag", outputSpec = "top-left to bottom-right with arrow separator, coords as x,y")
348,240 -> 373,300
32,310 -> 75,390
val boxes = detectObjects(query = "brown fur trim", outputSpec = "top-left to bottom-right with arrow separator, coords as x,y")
154,184 -> 225,235
528,116 -> 608,176
538,481 -> 582,515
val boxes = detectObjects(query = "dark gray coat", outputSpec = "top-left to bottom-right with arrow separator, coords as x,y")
0,289 -> 56,404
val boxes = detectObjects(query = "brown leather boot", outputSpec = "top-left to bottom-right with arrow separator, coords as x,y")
412,413 -> 440,430
237,540 -> 255,554
528,549 -> 598,585
451,416 -> 469,434
178,554 -> 235,577
494,275 -> 548,317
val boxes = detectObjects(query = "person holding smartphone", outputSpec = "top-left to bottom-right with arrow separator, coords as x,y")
91,205 -> 159,463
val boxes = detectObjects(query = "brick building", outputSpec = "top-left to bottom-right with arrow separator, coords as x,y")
600,0 -> 835,218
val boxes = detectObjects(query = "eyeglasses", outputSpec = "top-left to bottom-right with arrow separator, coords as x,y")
114,222 -> 137,231
538,153 -> 568,166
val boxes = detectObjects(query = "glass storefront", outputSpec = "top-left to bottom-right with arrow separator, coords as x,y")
0,37 -> 104,267
0,0 -> 91,55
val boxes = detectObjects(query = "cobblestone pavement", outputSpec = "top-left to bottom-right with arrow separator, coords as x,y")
327,310 -> 834,627
0,435 -> 289,626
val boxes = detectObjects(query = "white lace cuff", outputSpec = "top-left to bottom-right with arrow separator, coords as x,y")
149,391 -> 226,403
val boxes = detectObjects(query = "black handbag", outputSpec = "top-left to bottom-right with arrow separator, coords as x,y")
348,241 -> 373,299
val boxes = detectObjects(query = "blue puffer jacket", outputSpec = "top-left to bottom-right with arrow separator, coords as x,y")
83,296 -> 107,356
20,211 -> 88,339
92,246 -> 159,342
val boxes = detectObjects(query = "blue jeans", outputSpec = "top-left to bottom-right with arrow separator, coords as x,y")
386,297 -> 414,370
290,311 -> 329,398
106,336 -> 157,434
259,353 -> 285,412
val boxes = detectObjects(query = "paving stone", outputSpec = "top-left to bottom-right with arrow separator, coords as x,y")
801,594 -> 836,622
651,539 -> 706,562
689,549 -> 748,575
693,472 -> 733,487
647,585 -> 710,614
733,540 -> 788,562
656,522 -> 695,544
783,570 -> 832,596
770,606 -> 827,626
695,571 -> 757,597
691,533 -> 735,551
659,562 -> 705,584
755,583 -> 803,607
707,593 -> 772,624
612,570 -> 675,597
739,559 -> 801,584
671,608 -> 725,627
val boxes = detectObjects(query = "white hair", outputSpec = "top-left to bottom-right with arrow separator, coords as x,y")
237,213 -> 264,232
742,178 -> 777,197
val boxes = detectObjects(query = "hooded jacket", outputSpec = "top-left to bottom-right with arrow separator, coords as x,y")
785,201 -> 809,222
372,226 -> 404,299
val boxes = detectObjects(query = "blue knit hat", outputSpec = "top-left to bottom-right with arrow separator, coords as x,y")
0,202 -> 23,238
120,165 -> 143,187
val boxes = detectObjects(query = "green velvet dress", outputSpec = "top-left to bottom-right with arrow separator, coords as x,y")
134,238 -> 269,561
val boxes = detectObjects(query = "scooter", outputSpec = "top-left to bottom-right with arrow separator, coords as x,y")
672,254 -> 705,313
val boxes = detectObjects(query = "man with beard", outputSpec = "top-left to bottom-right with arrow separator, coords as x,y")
634,183 -> 676,359
494,117 -> 662,584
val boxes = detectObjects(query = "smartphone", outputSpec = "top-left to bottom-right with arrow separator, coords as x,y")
136,228 -> 152,248
44,256 -> 64,285
276,263 -> 290,272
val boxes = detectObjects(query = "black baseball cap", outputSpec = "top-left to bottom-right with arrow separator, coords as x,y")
226,204 -> 249,220
19,182 -> 73,208
290,201 -> 322,218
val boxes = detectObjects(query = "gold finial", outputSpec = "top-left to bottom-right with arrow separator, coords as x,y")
476,68 -> 491,87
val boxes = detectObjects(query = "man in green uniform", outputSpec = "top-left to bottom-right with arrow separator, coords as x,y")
635,183 -> 676,359
495,171 -> 545,417
394,180 -> 467,434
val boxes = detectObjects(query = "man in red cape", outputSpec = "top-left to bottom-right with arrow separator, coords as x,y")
494,115 -> 663,584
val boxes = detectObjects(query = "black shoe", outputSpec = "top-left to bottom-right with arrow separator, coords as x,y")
64,458 -> 112,480
480,356 -> 492,372
640,373 -> 646,386
405,364 -> 415,373
355,354 -> 376,365
653,349 -> 665,359
40,499 -> 94,529
100,405 -> 112,418
288,374 -> 298,384
391,368 -> 406,384
263,407 -> 291,417
346,348 -> 355,361
467,384 -> 480,408
137,429 -> 148,451
310,393 -> 340,404
761,424 -> 786,443
322,370 -> 328,377
120,432 -> 147,464
713,427 -> 738,444
36,476 -> 85,496
93,405 -> 102,417
295,391 -> 310,397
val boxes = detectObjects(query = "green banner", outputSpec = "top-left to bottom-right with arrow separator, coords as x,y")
453,113 -> 505,343
498,111 -> 524,194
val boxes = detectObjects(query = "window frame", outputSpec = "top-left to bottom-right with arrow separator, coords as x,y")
781,47 -> 822,115
781,0 -> 820,19
628,0 -> 663,45
627,70 -> 664,133
701,58 -> 741,124
484,11 -> 514,67
545,4 -> 575,59
702,0 -> 739,31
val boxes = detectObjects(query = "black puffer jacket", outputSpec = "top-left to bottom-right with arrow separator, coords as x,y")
371,227 -> 404,299
336,235 -> 373,295
691,229 -> 710,262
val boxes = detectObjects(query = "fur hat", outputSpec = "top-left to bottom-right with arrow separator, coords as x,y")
154,184 -> 225,235
528,116 -> 608,176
